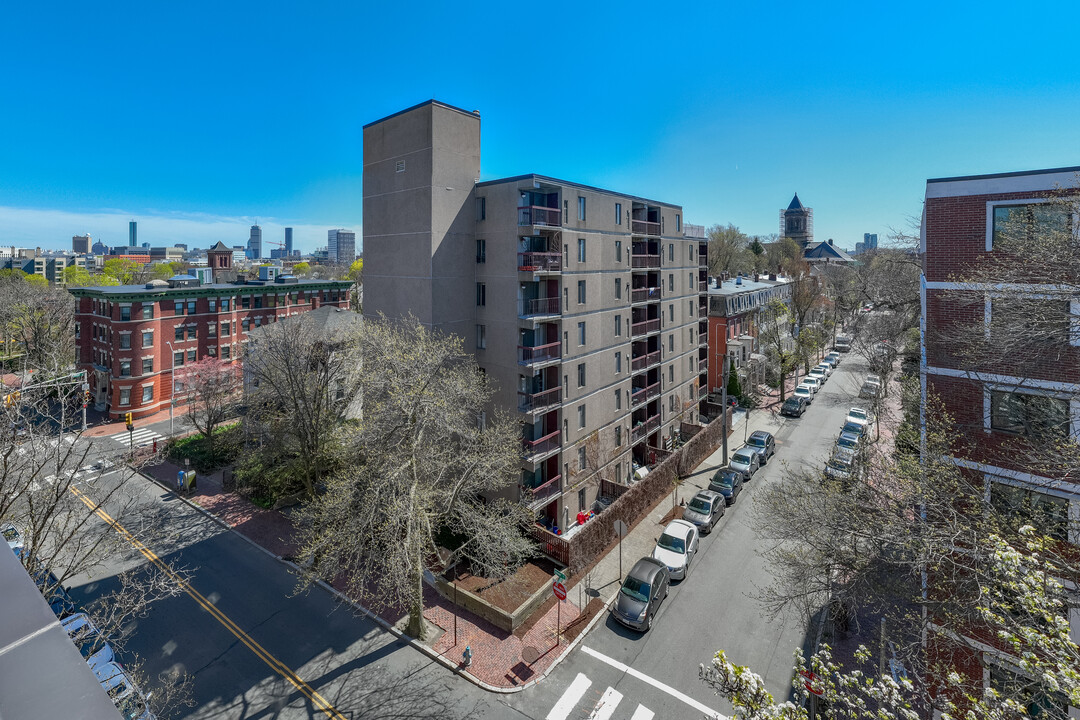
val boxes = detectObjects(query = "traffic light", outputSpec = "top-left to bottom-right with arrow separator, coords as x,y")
125,412 -> 133,426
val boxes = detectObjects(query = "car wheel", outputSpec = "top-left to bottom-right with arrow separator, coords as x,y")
645,612 -> 652,631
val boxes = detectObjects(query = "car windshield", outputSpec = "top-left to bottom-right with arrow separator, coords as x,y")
75,633 -> 100,659
843,423 -> 862,434
746,436 -> 765,447
733,452 -> 752,464
115,695 -> 146,720
657,532 -> 685,554
837,436 -> 858,450
688,498 -> 710,513
621,576 -> 650,602
1,526 -> 18,543
850,409 -> 867,420
795,387 -> 809,395
712,477 -> 733,490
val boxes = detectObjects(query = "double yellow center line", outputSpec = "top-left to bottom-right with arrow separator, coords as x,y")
70,486 -> 346,719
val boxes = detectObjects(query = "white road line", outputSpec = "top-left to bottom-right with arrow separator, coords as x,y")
546,672 -> 593,720
630,706 -> 655,720
587,687 -> 623,720
580,646 -> 727,720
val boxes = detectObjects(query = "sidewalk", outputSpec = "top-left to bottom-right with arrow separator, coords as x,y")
131,408 -> 785,693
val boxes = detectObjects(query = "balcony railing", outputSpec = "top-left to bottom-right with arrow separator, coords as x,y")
631,318 -> 660,337
631,415 -> 660,443
518,252 -> 561,272
522,474 -> 562,508
699,280 -> 707,292
631,286 -> 662,304
519,297 -> 561,317
631,349 -> 661,372
631,382 -> 660,407
631,254 -> 661,268
518,386 -> 561,413
523,429 -> 560,459
699,244 -> 709,268
518,341 -> 561,365
631,219 -> 661,236
518,206 -> 562,227
699,357 -> 708,373
698,384 -> 708,399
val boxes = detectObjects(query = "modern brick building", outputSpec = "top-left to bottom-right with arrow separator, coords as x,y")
922,165 -> 1080,713
71,273 -> 352,420
363,99 -> 709,534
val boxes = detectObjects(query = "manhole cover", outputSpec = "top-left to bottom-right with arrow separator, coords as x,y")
522,646 -> 540,664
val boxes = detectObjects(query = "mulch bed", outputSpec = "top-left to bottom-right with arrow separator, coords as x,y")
449,557 -> 559,614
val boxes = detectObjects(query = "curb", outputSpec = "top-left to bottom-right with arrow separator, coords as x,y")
134,466 -> 592,694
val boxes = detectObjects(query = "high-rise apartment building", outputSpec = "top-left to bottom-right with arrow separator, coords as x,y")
129,221 -> 137,247
364,100 -> 709,532
247,225 -> 262,260
327,229 -> 356,264
73,234 -> 91,254
284,227 -> 293,255
863,232 -> 878,251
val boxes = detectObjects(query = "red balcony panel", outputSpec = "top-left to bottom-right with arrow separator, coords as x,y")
523,429 -> 561,458
631,350 -> 660,372
518,386 -> 562,412
631,287 -> 662,304
631,318 -> 660,337
518,252 -> 561,272
522,473 -> 562,506
518,341 -> 561,364
632,219 -> 661,236
631,254 -> 661,269
520,297 -> 561,317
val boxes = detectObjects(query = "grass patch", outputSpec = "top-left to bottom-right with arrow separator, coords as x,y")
165,422 -> 243,472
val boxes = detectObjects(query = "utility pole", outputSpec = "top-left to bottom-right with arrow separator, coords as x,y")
720,355 -> 729,465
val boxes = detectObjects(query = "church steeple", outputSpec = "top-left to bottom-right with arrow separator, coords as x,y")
780,193 -> 813,249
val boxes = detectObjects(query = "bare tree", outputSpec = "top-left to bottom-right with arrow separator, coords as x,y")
295,317 -> 534,639
178,357 -> 241,457
707,223 -> 753,277
757,298 -> 799,402
0,272 -> 76,373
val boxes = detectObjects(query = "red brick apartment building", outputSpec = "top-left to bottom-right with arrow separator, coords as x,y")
71,274 -> 352,420
921,166 -> 1080,711
705,273 -> 791,393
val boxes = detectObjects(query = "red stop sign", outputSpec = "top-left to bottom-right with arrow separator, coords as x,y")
799,670 -> 823,696
552,581 -> 567,600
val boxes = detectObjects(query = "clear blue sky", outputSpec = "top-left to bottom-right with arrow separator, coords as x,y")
3,0 -> 1080,252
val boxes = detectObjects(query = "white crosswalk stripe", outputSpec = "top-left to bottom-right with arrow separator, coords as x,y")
545,672 -> 656,720
104,427 -> 163,448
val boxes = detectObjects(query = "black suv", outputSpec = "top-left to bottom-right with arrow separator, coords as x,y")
780,396 -> 807,418
745,430 -> 776,464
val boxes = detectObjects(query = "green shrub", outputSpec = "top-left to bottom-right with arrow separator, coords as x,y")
164,423 -> 242,472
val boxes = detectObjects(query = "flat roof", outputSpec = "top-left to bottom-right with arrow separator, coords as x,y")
476,173 -> 682,210
69,278 -> 351,296
927,165 -> 1080,183
363,99 -> 479,130
708,276 -> 790,296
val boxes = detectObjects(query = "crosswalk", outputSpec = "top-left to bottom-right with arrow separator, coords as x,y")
104,427 -> 163,448
28,464 -> 106,491
545,673 -> 655,720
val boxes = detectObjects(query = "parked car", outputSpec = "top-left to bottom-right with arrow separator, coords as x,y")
874,342 -> 896,359
94,661 -> 155,719
780,395 -> 808,417
825,446 -> 856,480
652,519 -> 700,581
865,374 -> 882,387
709,468 -> 744,505
24,559 -> 76,617
859,382 -> 880,399
611,557 -> 669,631
63,613 -> 115,671
825,351 -> 841,366
835,431 -> 861,451
745,430 -> 776,465
841,420 -> 866,438
808,368 -> 827,386
801,376 -> 822,394
793,385 -> 814,405
815,362 -> 833,378
845,407 -> 871,429
834,336 -> 852,352
2,523 -> 23,552
729,447 -> 761,479
682,490 -> 725,534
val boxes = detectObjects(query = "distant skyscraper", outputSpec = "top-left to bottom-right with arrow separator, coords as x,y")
327,229 -> 356,264
284,227 -> 293,255
72,234 -> 91,254
863,233 -> 878,251
129,221 -> 137,247
248,225 -> 262,260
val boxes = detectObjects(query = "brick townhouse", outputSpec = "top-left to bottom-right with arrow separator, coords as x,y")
705,272 -> 792,394
921,165 -> 1080,713
71,273 -> 352,420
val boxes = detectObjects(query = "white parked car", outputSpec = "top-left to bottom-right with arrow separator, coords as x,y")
652,519 -> 700,581
825,351 -> 841,366
865,374 -> 882,387
845,407 -> 871,429
807,369 -> 827,386
793,385 -> 814,404
801,376 -> 822,394
815,363 -> 833,378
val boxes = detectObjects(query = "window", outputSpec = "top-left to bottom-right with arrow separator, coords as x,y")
208,346 -> 217,357
142,331 -> 153,348
578,321 -> 586,346
578,405 -> 586,428
221,298 -> 230,311
615,240 -> 622,262
578,363 -> 586,387
119,388 -> 130,406
142,386 -> 153,403
254,296 -> 263,309
187,349 -> 196,363
120,306 -> 131,321
476,238 -> 486,263
578,280 -> 586,304
989,480 -> 1070,542
989,663 -> 1069,720
991,202 -> 1073,250
476,324 -> 486,349
990,298 -> 1069,345
119,333 -> 131,350
174,300 -> 184,315
476,282 -> 487,307
221,322 -> 230,337
254,317 -> 262,327
668,334 -> 674,352
615,203 -> 621,225
990,390 -> 1069,438
614,278 -> 621,299
141,358 -> 153,375
174,351 -> 184,367
615,352 -> 621,373
676,214 -> 681,233
241,318 -> 250,332
564,199 -> 569,223
615,315 -> 622,336
188,300 -> 196,314
208,299 -> 216,312
668,274 -> 674,292
208,323 -> 216,338
615,387 -> 621,410
578,446 -> 587,471
669,365 -> 674,383
669,304 -> 674,322
669,244 -> 674,262
578,196 -> 586,222
563,243 -> 568,266
241,296 -> 250,309
578,488 -> 586,512
689,357 -> 693,372
120,360 -> 131,377
578,238 -> 586,263
221,345 -> 231,360
476,196 -> 486,221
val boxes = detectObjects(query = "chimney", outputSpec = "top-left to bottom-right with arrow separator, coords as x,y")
828,239 -> 833,246
735,275 -> 742,286
753,273 -> 759,282
769,273 -> 776,281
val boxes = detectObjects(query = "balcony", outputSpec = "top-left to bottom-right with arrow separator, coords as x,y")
631,350 -> 660,372
519,297 -> 561,318
523,430 -> 561,461
631,415 -> 660,443
518,386 -> 561,413
521,474 -> 562,509
699,244 -> 709,268
699,280 -> 707,292
518,252 -> 561,272
631,286 -> 662,304
631,219 -> 661,236
518,206 -> 561,227
518,341 -> 561,365
631,253 -> 661,269
698,384 -> 708,399
631,382 -> 660,407
699,357 -> 708,373
631,318 -> 660,337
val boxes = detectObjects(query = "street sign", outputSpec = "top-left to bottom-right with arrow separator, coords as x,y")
552,581 -> 567,601
553,568 -> 567,582
81,382 -> 90,391
613,519 -> 629,538
799,670 -> 823,696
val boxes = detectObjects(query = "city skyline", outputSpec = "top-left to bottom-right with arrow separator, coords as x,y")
3,1 -> 1079,252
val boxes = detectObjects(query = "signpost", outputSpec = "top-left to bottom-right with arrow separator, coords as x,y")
799,670 -> 822,720
613,519 -> 629,581
552,579 -> 567,647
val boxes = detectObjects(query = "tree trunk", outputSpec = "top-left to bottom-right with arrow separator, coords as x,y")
405,554 -> 426,639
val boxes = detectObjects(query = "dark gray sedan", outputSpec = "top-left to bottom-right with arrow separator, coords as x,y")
682,490 -> 725,534
709,468 -> 744,505
611,557 -> 670,631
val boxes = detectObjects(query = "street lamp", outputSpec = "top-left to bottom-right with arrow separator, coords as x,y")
165,340 -> 176,436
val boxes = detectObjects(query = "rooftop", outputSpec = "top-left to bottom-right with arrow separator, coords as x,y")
927,164 -> 1080,183
476,173 -> 681,210
69,277 -> 351,296
786,193 -> 805,211
363,99 -> 480,130
707,274 -> 791,296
